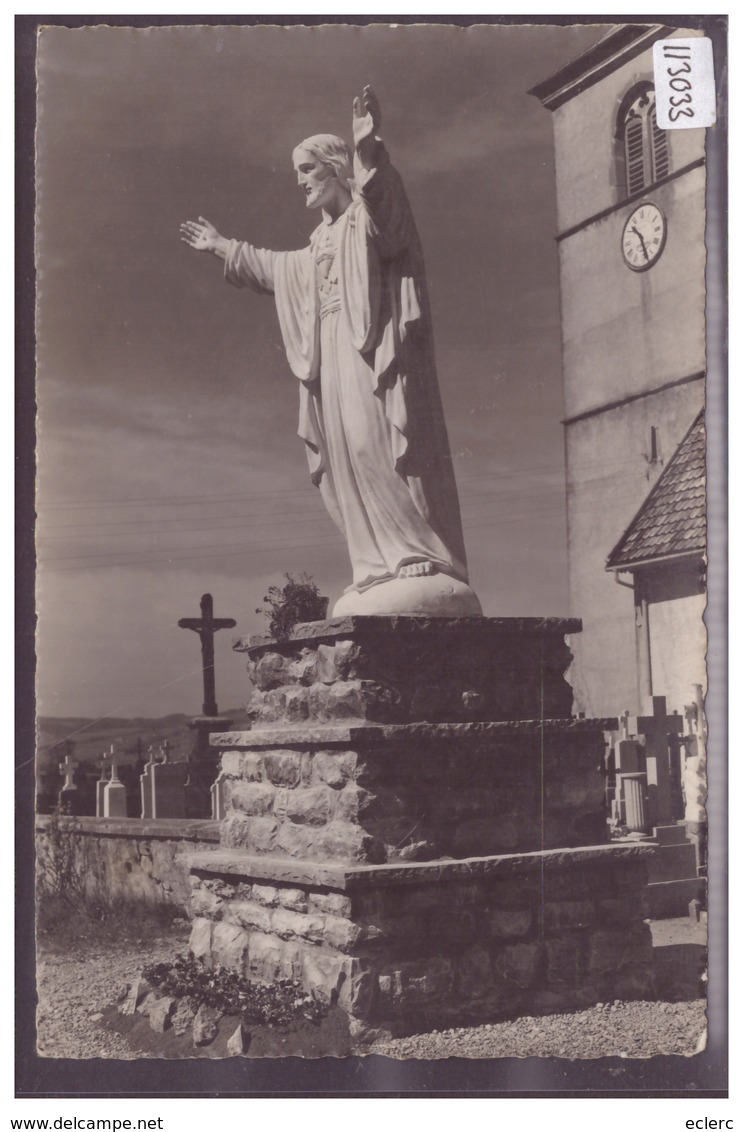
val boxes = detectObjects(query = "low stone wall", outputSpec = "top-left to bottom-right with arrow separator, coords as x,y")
36,816 -> 221,909
187,843 -> 657,1037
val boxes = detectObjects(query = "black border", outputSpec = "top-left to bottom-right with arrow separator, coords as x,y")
16,12 -> 728,1099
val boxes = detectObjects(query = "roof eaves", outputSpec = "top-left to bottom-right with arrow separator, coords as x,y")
528,23 -> 673,111
605,409 -> 706,572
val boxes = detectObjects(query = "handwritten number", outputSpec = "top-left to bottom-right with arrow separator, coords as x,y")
667,62 -> 692,77
669,105 -> 695,121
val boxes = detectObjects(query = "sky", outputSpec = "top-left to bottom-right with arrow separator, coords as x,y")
34,19 -> 606,721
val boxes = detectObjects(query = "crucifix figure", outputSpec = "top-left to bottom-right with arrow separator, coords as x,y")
178,595 -> 236,717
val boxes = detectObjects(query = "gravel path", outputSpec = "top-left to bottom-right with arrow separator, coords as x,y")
36,932 -> 191,1060
370,999 -> 706,1059
36,924 -> 706,1061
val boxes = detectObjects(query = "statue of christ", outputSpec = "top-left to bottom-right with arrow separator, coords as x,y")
181,87 -> 481,617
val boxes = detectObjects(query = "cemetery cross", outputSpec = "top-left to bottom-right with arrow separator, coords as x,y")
58,750 -> 78,792
634,695 -> 684,825
178,594 -> 236,717
99,743 -> 123,782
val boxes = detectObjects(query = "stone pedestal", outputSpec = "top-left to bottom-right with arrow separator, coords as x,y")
103,777 -> 128,818
621,772 -> 650,833
188,844 -> 655,1034
187,616 -> 655,1035
185,715 -> 233,819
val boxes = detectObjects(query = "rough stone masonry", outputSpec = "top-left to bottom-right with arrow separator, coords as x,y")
187,616 -> 656,1038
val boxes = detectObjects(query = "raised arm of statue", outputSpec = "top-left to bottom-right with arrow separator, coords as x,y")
352,87 -> 413,261
352,84 -> 382,171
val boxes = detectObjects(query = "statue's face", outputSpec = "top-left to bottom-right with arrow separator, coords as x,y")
293,148 -> 337,210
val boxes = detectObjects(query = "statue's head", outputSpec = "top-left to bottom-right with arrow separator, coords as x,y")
292,134 -> 354,210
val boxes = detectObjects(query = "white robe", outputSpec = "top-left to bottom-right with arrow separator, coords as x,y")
224,148 -> 468,594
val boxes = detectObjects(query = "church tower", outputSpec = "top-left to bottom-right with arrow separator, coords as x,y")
531,24 -> 707,717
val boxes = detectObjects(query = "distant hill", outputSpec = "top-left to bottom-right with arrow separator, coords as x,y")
37,708 -> 247,774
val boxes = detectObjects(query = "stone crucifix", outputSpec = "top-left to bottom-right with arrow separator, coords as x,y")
58,749 -> 78,792
178,594 -> 236,717
99,743 -> 122,782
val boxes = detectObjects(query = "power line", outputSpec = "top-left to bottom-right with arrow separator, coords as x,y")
37,505 -> 569,573
36,453 -> 638,511
38,486 -> 569,538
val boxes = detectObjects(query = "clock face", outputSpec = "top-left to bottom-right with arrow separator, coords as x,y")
621,202 -> 667,271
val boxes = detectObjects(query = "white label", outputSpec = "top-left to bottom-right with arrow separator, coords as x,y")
653,37 -> 716,129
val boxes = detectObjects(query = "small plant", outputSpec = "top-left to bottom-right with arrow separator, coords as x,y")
142,953 -> 327,1027
255,573 -> 328,640
37,811 -> 87,907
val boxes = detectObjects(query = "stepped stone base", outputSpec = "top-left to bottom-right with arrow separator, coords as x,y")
645,877 -> 706,919
210,720 -> 614,865
238,616 -> 582,729
184,615 -> 652,1035
187,844 -> 656,1036
645,822 -> 705,918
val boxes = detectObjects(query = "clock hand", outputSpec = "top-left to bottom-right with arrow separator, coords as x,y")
631,225 -> 650,261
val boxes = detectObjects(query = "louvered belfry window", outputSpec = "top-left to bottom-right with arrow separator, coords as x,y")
621,87 -> 668,197
650,105 -> 669,181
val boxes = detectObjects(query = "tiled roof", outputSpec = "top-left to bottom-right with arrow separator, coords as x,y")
606,411 -> 706,570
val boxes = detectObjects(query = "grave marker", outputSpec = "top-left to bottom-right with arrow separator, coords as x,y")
178,593 -> 236,816
58,749 -> 80,814
178,594 -> 236,717
100,745 -> 128,818
616,708 -> 643,774
632,695 -> 684,826
140,740 -> 188,819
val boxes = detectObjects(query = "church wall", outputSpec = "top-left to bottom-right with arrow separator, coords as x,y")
647,589 -> 707,714
543,31 -> 708,717
565,380 -> 705,717
551,32 -> 706,234
559,165 -> 706,420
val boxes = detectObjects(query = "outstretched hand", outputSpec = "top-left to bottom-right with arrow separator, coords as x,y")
180,217 -> 222,253
353,85 -> 381,149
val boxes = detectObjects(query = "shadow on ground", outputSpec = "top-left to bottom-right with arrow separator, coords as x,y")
650,916 -> 707,1001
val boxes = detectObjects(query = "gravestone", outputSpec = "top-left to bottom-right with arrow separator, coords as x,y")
682,683 -> 708,875
58,750 -> 81,815
609,711 -> 646,827
140,741 -> 188,819
186,616 -> 656,1037
102,746 -> 128,818
97,743 -> 147,817
631,696 -> 684,826
616,710 -> 643,773
210,769 -> 228,821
